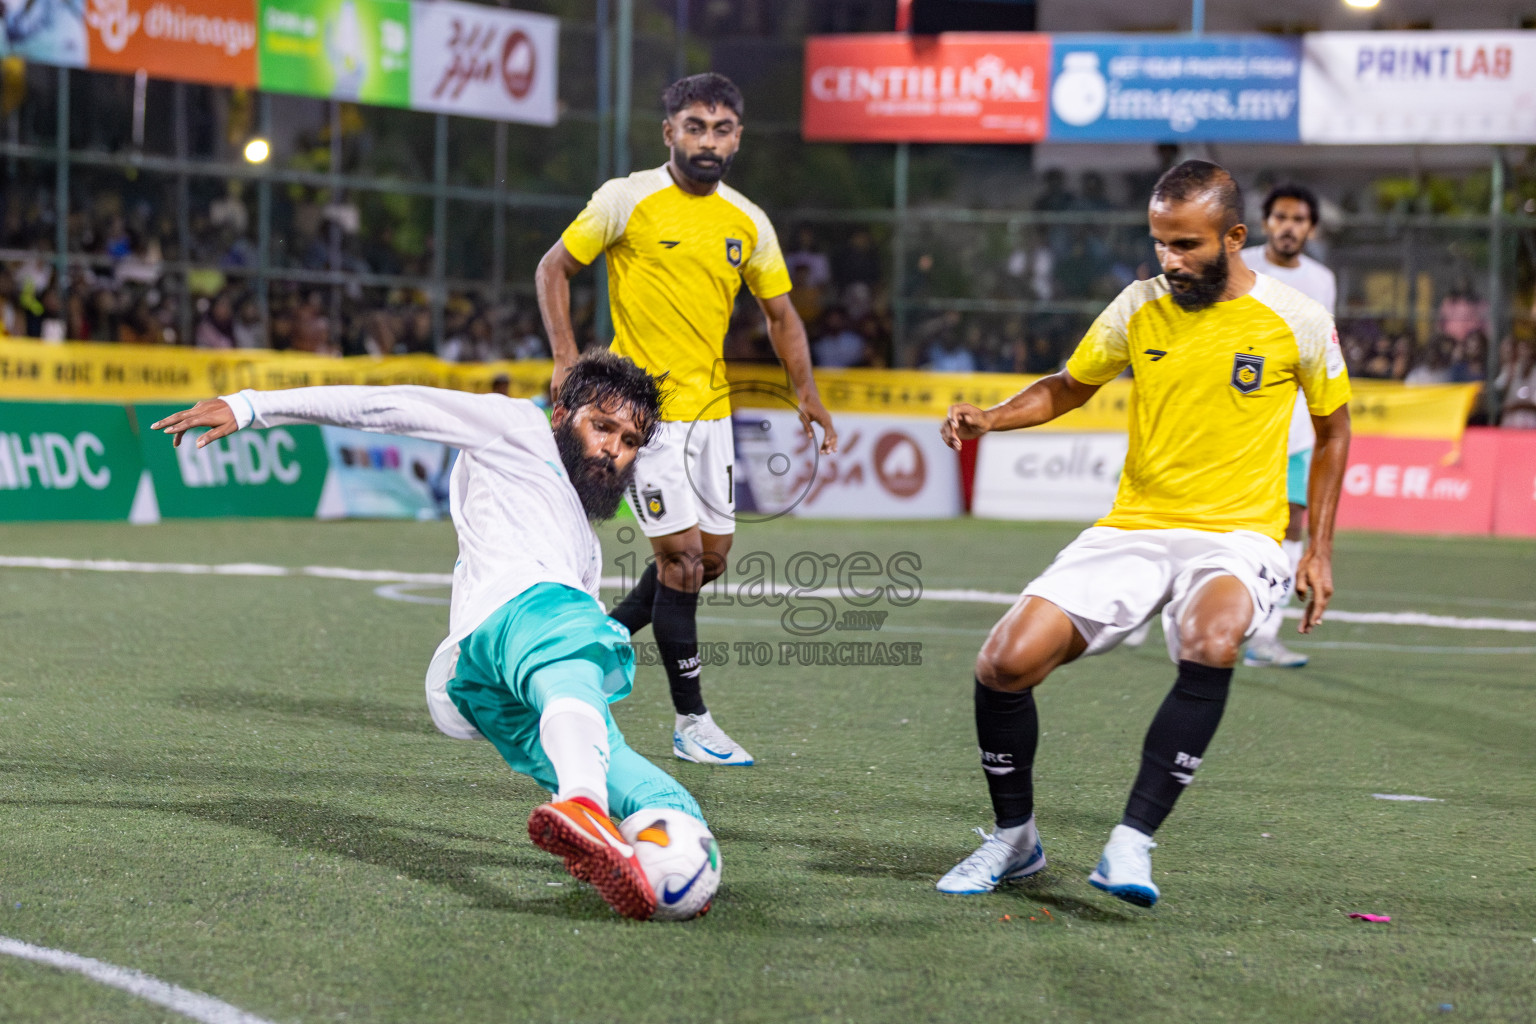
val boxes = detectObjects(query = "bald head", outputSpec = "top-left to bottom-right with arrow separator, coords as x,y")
1150,160 -> 1244,232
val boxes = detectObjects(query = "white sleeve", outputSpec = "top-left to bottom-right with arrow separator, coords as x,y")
222,386 -> 546,452
1322,267 -> 1338,316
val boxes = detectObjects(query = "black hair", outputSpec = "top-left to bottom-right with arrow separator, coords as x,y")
1262,183 -> 1320,226
662,73 -> 744,120
1150,159 -> 1245,231
555,350 -> 668,445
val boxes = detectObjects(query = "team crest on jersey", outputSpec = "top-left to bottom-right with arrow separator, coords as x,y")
643,487 -> 666,519
1231,352 -> 1265,394
724,238 -> 743,268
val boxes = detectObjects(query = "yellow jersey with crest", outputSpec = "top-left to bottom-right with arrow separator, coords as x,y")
561,166 -> 792,421
1065,273 -> 1351,542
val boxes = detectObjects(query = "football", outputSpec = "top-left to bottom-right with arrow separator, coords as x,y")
619,808 -> 721,921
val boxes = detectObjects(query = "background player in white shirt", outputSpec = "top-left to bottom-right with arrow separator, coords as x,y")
1242,184 -> 1338,669
150,353 -> 706,921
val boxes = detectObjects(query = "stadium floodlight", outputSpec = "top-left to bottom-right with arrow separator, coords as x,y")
243,138 -> 271,164
1343,0 -> 1380,8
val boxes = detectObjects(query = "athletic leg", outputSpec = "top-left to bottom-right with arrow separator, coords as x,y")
1093,575 -> 1250,907
1246,448 -> 1312,667
937,596 -> 1086,894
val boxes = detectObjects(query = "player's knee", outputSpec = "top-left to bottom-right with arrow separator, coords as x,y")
657,550 -> 706,592
1179,630 -> 1244,669
974,649 -> 1050,692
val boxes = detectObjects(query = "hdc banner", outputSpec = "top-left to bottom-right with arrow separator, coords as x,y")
257,0 -> 411,106
409,0 -> 558,125
86,0 -> 257,87
802,33 -> 1050,143
1300,32 -> 1536,144
0,401 -> 142,520
1047,35 -> 1301,142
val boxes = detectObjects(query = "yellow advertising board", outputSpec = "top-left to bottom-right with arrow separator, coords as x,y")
0,339 -> 1480,440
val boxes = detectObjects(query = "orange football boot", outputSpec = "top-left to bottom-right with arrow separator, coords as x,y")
527,797 -> 657,921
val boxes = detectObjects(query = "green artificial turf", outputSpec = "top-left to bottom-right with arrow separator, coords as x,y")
0,518 -> 1533,1023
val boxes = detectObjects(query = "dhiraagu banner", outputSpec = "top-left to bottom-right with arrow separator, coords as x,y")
257,0 -> 410,106
134,403 -> 329,518
0,401 -> 142,520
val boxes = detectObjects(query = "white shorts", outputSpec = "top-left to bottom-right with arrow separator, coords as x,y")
626,417 -> 736,537
1021,527 -> 1290,664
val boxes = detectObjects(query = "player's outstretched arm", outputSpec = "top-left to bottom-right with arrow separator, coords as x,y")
536,239 -> 589,396
758,292 -> 837,454
941,370 -> 1100,451
152,385 -> 533,453
1296,403 -> 1351,632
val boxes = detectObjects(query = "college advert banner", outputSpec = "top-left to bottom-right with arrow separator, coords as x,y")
409,0 -> 558,125
1047,35 -> 1301,142
802,33 -> 1050,143
1300,32 -> 1536,144
86,0 -> 257,88
257,0 -> 410,106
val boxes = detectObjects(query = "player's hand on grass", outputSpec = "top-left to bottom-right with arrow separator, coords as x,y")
799,394 -> 838,454
1294,549 -> 1334,633
941,403 -> 991,452
150,399 -> 238,448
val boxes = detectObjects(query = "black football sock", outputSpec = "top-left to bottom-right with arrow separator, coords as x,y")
610,562 -> 658,635
653,581 -> 706,716
974,679 -> 1038,829
1122,660 -> 1233,836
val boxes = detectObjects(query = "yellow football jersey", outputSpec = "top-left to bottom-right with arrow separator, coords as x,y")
561,166 -> 792,421
1065,273 -> 1352,542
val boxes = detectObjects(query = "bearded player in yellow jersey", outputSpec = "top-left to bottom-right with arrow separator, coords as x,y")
935,161 -> 1352,908
537,74 -> 837,767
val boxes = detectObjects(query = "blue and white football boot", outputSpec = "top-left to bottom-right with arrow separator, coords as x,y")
673,711 -> 754,766
1089,824 -> 1160,907
936,817 -> 1047,894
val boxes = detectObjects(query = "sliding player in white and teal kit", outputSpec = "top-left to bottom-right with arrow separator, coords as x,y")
151,352 -> 701,921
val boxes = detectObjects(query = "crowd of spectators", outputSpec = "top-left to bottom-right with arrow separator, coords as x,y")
4,167 -> 1534,427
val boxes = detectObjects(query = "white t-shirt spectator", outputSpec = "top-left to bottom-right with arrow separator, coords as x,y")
1245,247 -> 1337,454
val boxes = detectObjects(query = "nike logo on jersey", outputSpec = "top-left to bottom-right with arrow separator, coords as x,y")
1144,349 -> 1168,361
659,240 -> 680,248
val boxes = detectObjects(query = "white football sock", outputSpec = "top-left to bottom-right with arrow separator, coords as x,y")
538,698 -> 611,812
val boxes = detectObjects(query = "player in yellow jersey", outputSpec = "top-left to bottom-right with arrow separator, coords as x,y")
934,161 -> 1352,908
537,73 -> 837,767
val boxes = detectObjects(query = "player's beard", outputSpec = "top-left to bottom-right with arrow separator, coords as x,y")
1269,232 -> 1304,259
677,150 -> 734,184
554,420 -> 635,522
1166,247 -> 1230,311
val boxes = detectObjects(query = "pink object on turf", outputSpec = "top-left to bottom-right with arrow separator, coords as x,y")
1348,913 -> 1391,923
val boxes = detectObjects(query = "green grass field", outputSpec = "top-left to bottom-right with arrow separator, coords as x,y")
1,517 -> 1533,1023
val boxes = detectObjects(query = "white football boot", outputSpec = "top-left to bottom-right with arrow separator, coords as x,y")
1088,824 -> 1160,907
936,817 -> 1047,895
1242,639 -> 1309,668
673,711 -> 754,766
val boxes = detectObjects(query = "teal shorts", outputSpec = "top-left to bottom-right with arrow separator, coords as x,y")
446,582 -> 701,822
1287,449 -> 1312,507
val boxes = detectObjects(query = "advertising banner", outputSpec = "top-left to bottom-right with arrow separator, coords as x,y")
316,425 -> 449,520
971,431 -> 1128,522
0,0 -> 89,67
1336,432 -> 1498,536
409,0 -> 557,124
1490,430 -> 1536,539
257,0 -> 410,106
135,402 -> 329,518
1300,32 -> 1536,144
86,0 -> 257,88
1047,35 -> 1301,142
733,410 -> 960,519
802,33 -> 1050,143
0,401 -> 142,520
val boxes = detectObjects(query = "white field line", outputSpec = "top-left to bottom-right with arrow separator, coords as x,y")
5,555 -> 1536,634
0,936 -> 276,1024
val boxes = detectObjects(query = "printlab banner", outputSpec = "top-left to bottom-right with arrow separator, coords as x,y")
1300,32 -> 1536,144
802,33 -> 1050,143
409,0 -> 558,124
1047,35 -> 1301,142
257,0 -> 411,106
